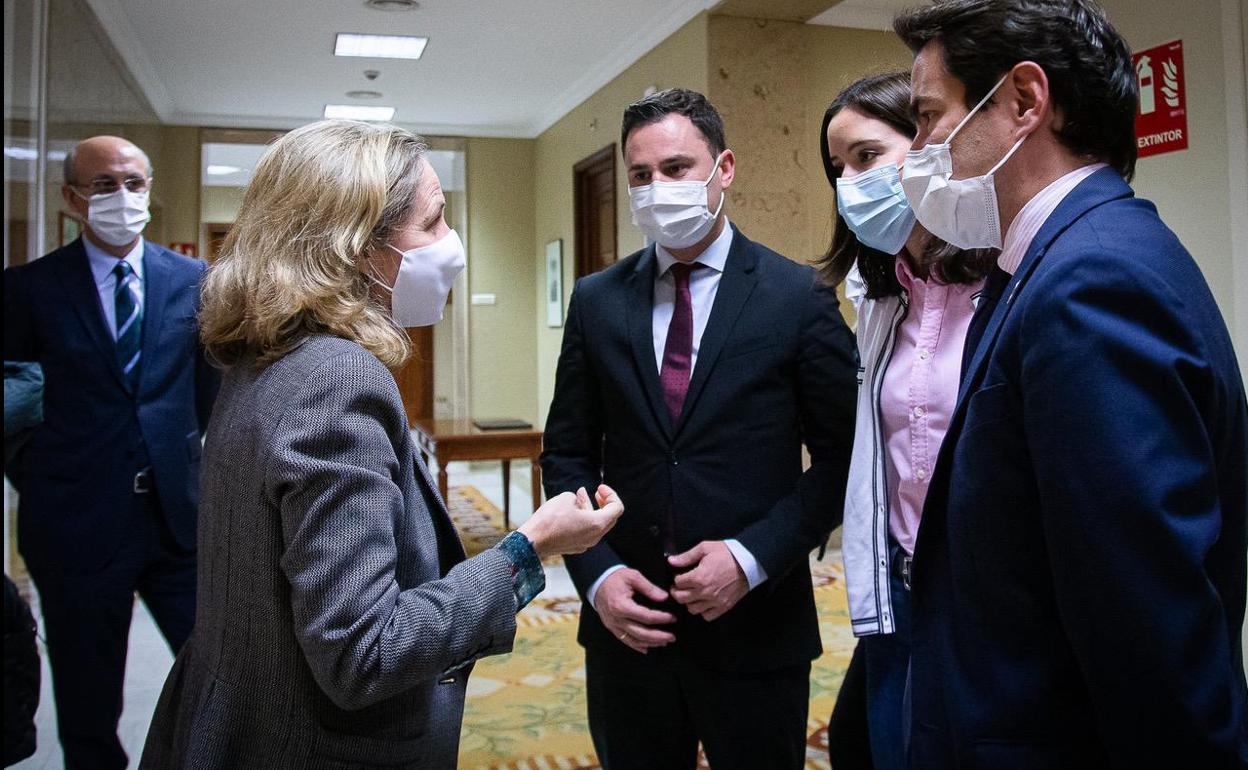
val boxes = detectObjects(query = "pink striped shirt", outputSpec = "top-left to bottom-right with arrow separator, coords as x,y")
880,259 -> 982,555
998,163 -> 1108,274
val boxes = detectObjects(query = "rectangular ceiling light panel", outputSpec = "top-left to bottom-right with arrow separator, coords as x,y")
324,104 -> 397,121
334,33 -> 428,60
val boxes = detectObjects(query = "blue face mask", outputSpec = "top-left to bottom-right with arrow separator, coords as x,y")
835,163 -> 916,255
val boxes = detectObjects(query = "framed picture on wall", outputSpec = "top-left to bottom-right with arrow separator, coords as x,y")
546,239 -> 563,327
58,212 -> 81,246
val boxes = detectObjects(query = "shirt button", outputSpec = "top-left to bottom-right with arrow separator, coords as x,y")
913,405 -> 926,418
916,468 -> 928,481
918,349 -> 930,361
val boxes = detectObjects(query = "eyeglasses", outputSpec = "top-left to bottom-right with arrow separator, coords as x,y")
76,175 -> 152,195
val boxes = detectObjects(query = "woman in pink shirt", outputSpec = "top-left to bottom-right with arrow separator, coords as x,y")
819,72 -> 993,770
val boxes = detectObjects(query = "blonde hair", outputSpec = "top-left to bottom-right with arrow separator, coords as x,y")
200,119 -> 427,368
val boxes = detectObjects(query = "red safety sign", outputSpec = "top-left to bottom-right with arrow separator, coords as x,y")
170,242 -> 198,258
1132,40 -> 1188,158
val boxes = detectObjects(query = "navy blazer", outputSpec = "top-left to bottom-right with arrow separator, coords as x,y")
909,168 -> 1248,768
3,238 -> 219,571
541,226 -> 857,671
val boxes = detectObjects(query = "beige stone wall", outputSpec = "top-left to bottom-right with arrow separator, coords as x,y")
466,137 -> 539,423
533,14 -> 710,425
705,19 -> 909,327
707,16 -> 811,262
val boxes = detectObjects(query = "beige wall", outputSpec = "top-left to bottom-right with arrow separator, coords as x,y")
1099,0 -> 1244,352
200,185 -> 245,225
465,137 -> 539,422
533,14 -> 710,424
707,16 -> 811,261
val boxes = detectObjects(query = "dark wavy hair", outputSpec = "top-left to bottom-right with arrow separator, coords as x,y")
815,71 -> 993,298
893,0 -> 1137,180
621,88 -> 726,159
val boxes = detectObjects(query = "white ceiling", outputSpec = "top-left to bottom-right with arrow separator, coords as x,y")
807,0 -> 913,31
82,0 -> 720,138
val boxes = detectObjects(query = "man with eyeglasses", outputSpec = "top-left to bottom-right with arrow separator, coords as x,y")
3,135 -> 218,770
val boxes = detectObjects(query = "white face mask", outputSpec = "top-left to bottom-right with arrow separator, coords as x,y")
370,229 -> 466,328
901,74 -> 1024,250
75,188 -> 151,247
628,152 -> 726,249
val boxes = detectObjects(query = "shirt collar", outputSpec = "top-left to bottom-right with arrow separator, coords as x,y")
998,162 -> 1108,275
83,236 -> 145,288
655,219 -> 733,277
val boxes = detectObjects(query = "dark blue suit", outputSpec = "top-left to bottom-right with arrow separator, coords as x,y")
3,238 -> 218,769
909,168 -> 1248,768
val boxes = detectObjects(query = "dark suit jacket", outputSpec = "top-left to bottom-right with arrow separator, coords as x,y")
542,225 -> 857,671
909,168 -> 1248,768
3,238 -> 219,571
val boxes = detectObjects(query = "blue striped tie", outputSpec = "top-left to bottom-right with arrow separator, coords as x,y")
113,261 -> 142,390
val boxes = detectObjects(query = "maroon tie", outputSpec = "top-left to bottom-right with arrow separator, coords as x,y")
660,262 -> 701,424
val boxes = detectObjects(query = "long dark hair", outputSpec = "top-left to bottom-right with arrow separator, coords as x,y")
815,71 -> 994,298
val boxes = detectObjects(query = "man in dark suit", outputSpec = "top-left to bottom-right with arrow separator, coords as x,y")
891,2 -> 1248,767
542,89 -> 857,770
3,135 -> 218,770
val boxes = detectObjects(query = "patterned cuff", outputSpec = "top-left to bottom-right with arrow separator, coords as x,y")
495,531 -> 545,611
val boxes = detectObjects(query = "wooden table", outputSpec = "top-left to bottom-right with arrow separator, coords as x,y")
410,418 -> 543,530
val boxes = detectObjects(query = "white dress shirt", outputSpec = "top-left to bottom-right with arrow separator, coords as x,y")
588,221 -> 768,611
83,236 -> 145,339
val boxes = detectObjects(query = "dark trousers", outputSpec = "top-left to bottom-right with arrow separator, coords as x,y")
861,544 -> 912,770
828,541 -> 911,770
827,641 -> 873,770
585,646 -> 810,770
25,493 -> 196,770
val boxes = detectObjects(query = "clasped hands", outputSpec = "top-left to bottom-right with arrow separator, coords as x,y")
594,540 -> 749,655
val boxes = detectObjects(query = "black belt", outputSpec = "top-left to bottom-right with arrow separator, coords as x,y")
892,550 -> 913,592
133,468 -> 152,494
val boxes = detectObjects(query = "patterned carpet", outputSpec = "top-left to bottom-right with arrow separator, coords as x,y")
445,486 -> 855,770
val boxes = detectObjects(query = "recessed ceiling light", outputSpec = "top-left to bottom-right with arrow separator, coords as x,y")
365,0 -> 418,10
345,90 -> 384,99
206,165 -> 242,176
324,104 -> 396,121
335,33 -> 427,60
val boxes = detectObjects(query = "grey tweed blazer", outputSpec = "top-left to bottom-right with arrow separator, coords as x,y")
140,335 -> 518,769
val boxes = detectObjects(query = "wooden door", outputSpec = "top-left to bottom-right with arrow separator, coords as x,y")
393,327 -> 434,425
573,145 -> 617,277
204,222 -> 232,262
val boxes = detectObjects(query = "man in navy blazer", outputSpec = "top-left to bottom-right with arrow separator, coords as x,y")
542,90 -> 857,769
891,2 -> 1248,767
3,136 -> 218,770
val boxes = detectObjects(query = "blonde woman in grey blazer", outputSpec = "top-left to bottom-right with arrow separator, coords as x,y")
140,120 -> 622,770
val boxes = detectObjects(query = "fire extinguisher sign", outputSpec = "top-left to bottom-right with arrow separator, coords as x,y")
1132,40 -> 1188,158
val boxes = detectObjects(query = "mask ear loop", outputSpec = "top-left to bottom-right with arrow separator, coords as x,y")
364,243 -> 404,294
704,151 -> 727,219
987,134 -> 1027,176
944,73 -> 1010,146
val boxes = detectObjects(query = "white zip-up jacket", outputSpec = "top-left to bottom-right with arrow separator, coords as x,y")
842,264 -> 906,637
